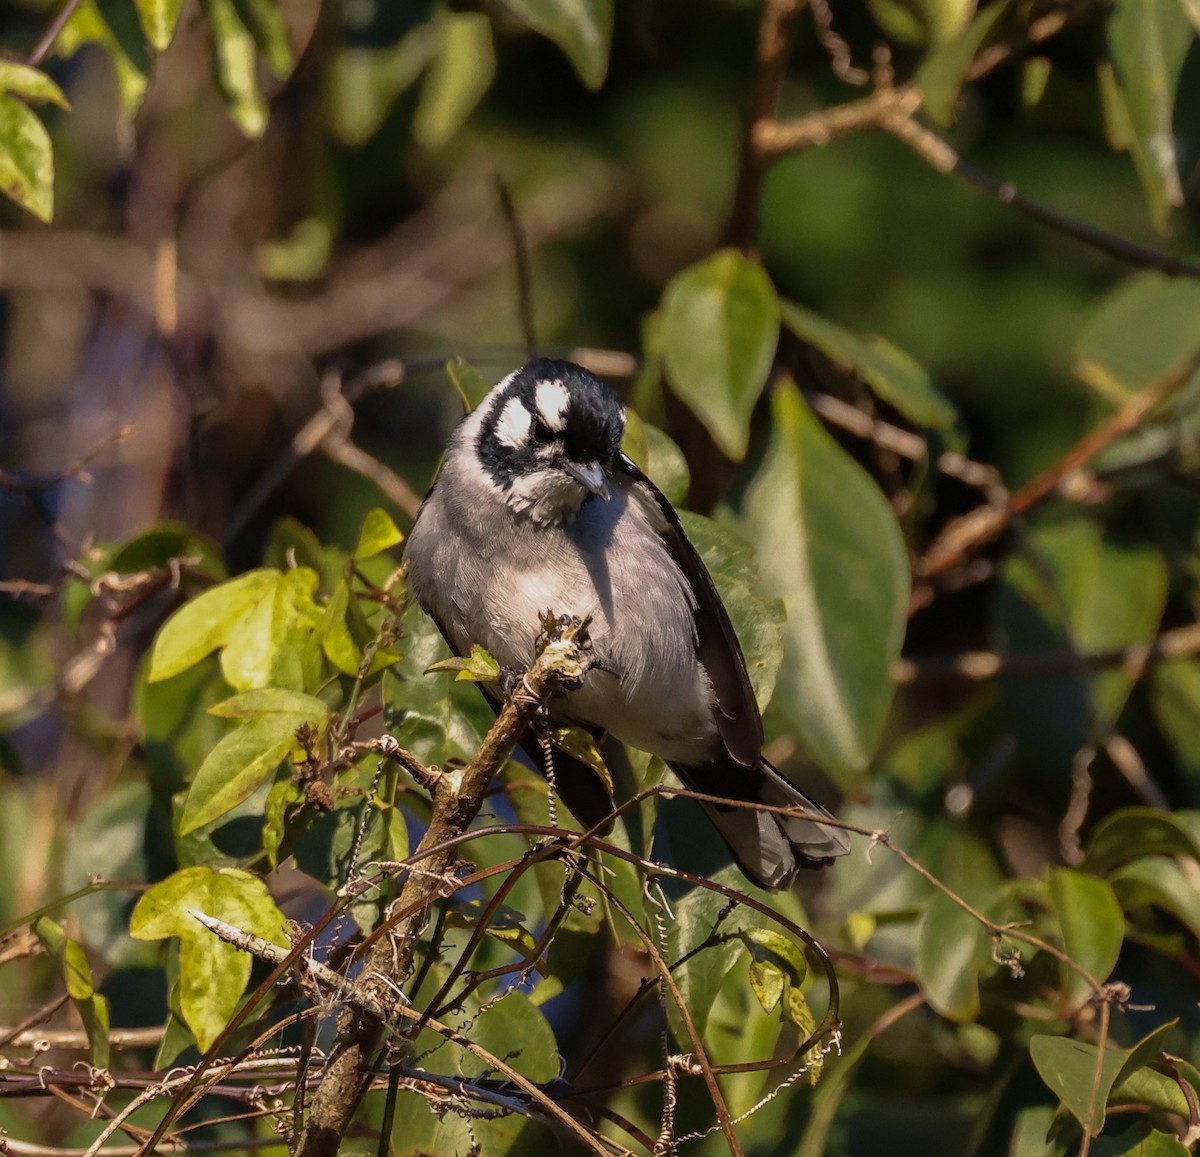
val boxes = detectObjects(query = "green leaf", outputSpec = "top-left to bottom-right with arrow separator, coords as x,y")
662,249 -> 781,460
917,0 -> 1012,126
134,0 -> 184,51
57,0 -> 148,115
0,94 -> 54,222
666,882 -> 747,1040
1083,807 -> 1200,873
1107,0 -> 1192,231
781,299 -> 956,430
180,691 -> 327,834
546,725 -> 612,791
995,518 -> 1168,746
460,990 -> 560,1081
501,0 -> 613,89
1031,1021 -> 1177,1136
218,568 -> 321,691
742,927 -> 809,1025
328,25 -> 439,148
383,603 -> 497,768
354,508 -> 404,560
913,889 -> 992,1021
644,424 -> 690,507
680,511 -> 784,712
413,11 -> 495,148
1151,659 -> 1200,778
204,0 -> 269,137
445,356 -> 492,412
1111,1067 -> 1193,1120
240,0 -> 293,78
207,686 -> 330,721
34,916 -> 95,1000
1073,271 -> 1200,397
740,381 -> 909,777
149,569 -> 279,683
129,867 -> 288,1051
1047,868 -> 1124,1013
0,62 -> 70,109
426,642 -> 501,683
1109,855 -> 1200,942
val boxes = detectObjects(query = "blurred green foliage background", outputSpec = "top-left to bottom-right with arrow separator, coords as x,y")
3,0 -> 1200,1154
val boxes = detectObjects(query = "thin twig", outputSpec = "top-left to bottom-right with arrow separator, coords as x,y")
496,176 -> 537,357
24,0 -> 82,67
918,353 -> 1200,577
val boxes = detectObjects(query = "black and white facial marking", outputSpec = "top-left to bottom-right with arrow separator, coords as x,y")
475,359 -> 626,525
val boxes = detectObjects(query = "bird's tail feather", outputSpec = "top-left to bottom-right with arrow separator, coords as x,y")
674,759 -> 851,891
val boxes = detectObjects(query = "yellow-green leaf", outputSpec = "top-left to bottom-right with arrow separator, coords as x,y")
0,94 -> 54,222
204,0 -> 268,137
148,569 -> 280,683
134,0 -> 184,51
413,11 -> 495,148
130,867 -> 288,1051
355,508 -> 404,559
0,62 -> 70,109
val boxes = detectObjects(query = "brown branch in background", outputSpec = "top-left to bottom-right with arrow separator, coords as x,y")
222,360 -> 407,544
296,616 -> 594,1157
723,0 -> 806,250
496,176 -> 537,358
895,620 -> 1200,685
917,353 -> 1200,579
24,0 -> 82,67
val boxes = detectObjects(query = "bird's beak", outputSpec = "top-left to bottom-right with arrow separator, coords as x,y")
563,460 -> 611,501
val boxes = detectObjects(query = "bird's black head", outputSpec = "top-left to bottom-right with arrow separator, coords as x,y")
474,359 -> 626,524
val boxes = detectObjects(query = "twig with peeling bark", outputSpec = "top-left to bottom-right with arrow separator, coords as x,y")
294,614 -> 595,1156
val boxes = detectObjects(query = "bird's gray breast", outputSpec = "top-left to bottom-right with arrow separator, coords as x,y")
405,464 -> 720,763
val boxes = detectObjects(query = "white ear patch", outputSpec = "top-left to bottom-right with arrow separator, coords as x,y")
534,379 -> 570,431
494,396 -> 532,448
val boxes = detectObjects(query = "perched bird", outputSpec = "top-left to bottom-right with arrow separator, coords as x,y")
403,358 -> 850,889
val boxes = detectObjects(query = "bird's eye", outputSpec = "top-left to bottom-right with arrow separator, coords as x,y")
531,418 -> 554,444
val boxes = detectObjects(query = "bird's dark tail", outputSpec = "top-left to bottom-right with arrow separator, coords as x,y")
673,759 -> 851,891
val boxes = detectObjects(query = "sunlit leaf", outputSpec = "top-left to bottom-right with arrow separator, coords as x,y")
204,0 -> 269,137
0,62 -> 70,109
241,0 -> 293,78
426,642 -> 501,683
218,568 -> 321,691
0,94 -> 54,222
781,299 -> 956,430
181,690 -> 328,833
134,0 -> 184,51
328,25 -> 439,147
501,0 -> 613,89
667,881 -> 747,1039
57,0 -> 148,114
662,249 -> 781,460
149,569 -> 279,683
354,508 -> 404,560
740,381 -> 909,777
130,867 -> 288,1051
413,11 -> 495,148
